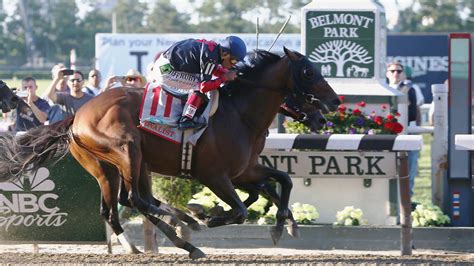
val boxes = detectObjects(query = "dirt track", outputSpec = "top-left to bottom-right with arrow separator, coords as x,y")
0,245 -> 472,265
1,252 -> 473,264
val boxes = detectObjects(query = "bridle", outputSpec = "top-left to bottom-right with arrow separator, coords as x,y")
280,97 -> 309,123
288,57 -> 326,107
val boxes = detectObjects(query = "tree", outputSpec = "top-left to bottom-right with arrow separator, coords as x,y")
146,0 -> 193,33
309,40 -> 373,77
113,0 -> 147,33
194,0 -> 257,33
395,0 -> 472,32
78,9 -> 112,67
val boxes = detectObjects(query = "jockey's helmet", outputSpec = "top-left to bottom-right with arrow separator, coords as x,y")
219,36 -> 247,61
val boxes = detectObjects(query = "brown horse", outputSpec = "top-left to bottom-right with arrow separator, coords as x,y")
0,48 -> 339,257
187,73 -> 329,240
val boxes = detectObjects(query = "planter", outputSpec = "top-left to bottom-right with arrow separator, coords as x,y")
123,222 -> 474,252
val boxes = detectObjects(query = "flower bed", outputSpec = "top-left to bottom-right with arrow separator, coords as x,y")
285,97 -> 403,135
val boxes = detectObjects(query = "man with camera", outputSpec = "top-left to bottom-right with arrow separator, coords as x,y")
13,77 -> 51,132
46,68 -> 93,120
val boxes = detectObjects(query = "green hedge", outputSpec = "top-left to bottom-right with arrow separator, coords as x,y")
0,70 -> 52,80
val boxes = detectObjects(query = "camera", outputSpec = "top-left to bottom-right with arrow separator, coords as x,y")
15,90 -> 28,98
61,69 -> 74,75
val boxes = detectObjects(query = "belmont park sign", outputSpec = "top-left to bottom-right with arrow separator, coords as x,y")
305,11 -> 376,78
259,151 -> 396,178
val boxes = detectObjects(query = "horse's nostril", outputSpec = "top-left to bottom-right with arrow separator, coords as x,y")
333,98 -> 341,105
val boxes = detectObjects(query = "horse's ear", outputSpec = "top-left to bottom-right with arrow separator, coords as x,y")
284,47 -> 299,61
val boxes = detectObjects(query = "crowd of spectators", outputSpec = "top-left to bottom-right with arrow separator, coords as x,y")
1,64 -> 147,133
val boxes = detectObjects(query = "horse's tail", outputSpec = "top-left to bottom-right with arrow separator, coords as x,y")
0,116 -> 75,182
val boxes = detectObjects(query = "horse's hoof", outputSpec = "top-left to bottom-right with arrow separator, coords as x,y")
189,248 -> 206,259
270,225 -> 283,245
207,217 -> 225,228
287,224 -> 300,238
187,204 -> 207,220
127,246 -> 142,254
188,222 -> 201,231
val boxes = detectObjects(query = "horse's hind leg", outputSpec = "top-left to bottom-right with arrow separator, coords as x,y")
138,164 -> 204,258
150,197 -> 201,231
118,143 -> 204,258
69,143 -> 140,254
136,167 -> 194,242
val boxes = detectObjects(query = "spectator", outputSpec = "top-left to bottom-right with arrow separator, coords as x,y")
386,62 -> 419,198
83,69 -> 102,96
44,63 -> 72,123
404,66 -> 424,126
46,70 -> 93,118
103,69 -> 146,91
43,63 -> 71,101
14,77 -> 51,132
122,69 -> 147,89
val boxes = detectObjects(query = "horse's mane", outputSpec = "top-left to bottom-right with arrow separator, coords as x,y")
222,50 -> 281,95
234,49 -> 282,81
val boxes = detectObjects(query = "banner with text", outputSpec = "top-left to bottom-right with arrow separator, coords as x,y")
95,33 -> 301,82
259,151 -> 396,178
305,11 -> 376,79
0,156 -> 105,243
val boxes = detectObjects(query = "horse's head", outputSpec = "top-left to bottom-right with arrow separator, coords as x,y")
280,95 -> 326,132
0,80 -> 20,113
284,47 -> 340,114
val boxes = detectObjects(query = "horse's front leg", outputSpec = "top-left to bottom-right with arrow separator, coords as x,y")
200,176 -> 248,228
260,181 -> 300,239
255,165 -> 293,245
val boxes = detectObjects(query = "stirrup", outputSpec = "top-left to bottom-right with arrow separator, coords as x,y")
178,118 -> 207,130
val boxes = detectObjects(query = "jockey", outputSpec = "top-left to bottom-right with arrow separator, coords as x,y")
150,35 -> 247,130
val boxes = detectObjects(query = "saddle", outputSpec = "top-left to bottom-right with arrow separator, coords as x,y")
138,83 -> 219,145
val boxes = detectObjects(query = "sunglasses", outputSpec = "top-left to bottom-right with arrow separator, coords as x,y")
70,78 -> 83,82
126,77 -> 140,82
388,69 -> 403,74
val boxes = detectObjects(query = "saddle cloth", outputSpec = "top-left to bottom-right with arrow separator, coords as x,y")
138,83 -> 218,146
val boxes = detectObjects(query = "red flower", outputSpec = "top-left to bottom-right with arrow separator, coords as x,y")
339,95 -> 345,103
353,109 -> 362,115
381,104 -> 387,110
386,114 -> 394,121
384,121 -> 394,131
338,104 -> 346,113
392,122 -> 403,133
374,116 -> 383,125
357,101 -> 366,107
395,112 -> 401,117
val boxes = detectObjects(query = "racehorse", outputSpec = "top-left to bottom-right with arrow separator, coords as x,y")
0,48 -> 339,257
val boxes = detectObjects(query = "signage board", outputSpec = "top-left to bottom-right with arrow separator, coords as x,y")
95,33 -> 301,81
259,151 -> 396,178
0,156 -> 105,243
304,11 -> 376,79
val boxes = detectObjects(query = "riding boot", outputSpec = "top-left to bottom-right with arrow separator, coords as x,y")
178,91 -> 208,130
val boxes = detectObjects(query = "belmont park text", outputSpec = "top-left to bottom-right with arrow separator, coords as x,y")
308,13 -> 374,38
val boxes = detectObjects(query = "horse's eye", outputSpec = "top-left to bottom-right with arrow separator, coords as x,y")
303,68 -> 314,79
